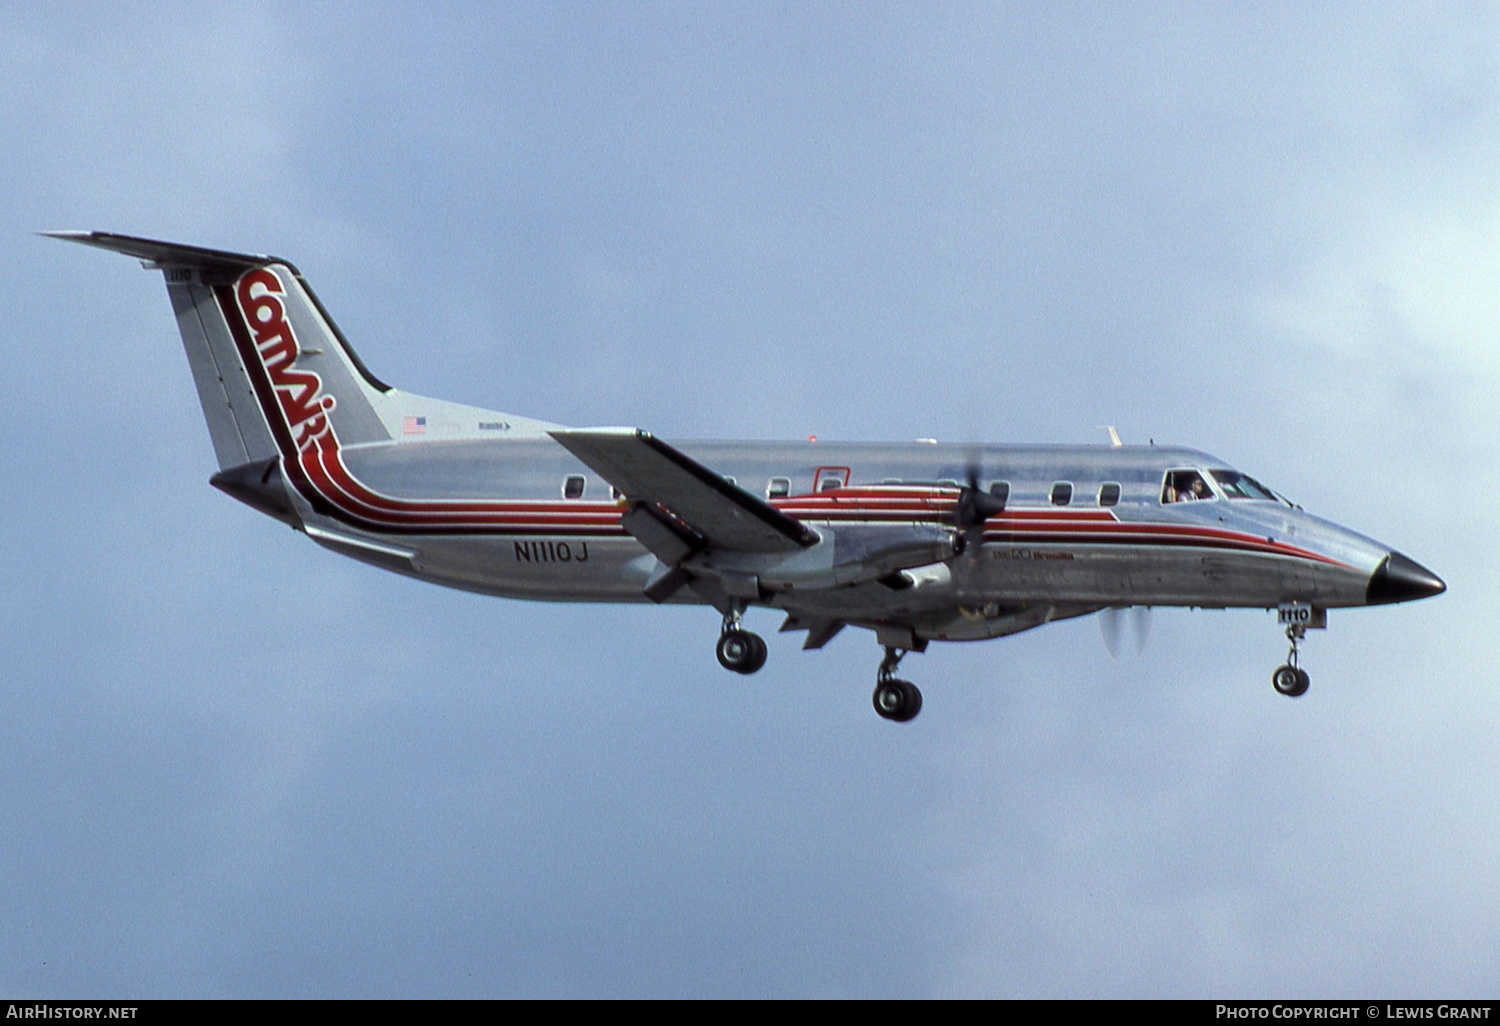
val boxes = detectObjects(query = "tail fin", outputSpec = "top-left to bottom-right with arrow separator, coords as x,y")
46,231 -> 397,471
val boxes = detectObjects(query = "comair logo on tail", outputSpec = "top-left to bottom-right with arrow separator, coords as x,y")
233,268 -> 337,453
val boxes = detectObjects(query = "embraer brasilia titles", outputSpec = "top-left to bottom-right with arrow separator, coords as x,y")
50,231 -> 1445,722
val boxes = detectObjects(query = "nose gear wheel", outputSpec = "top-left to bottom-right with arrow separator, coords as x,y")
1271,624 -> 1311,697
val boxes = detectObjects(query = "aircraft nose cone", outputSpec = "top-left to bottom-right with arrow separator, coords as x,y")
1366,551 -> 1446,605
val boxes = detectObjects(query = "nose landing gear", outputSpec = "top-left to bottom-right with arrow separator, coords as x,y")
1271,624 -> 1311,698
872,646 -> 923,722
715,606 -> 767,675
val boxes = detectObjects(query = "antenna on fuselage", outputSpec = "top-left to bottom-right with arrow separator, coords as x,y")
1096,425 -> 1123,448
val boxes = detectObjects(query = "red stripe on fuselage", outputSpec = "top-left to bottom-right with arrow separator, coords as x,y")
212,279 -> 1352,565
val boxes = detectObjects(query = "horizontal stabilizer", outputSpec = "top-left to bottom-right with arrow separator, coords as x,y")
42,231 -> 278,278
209,458 -> 300,527
551,428 -> 817,553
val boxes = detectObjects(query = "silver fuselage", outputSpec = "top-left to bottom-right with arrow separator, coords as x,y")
54,230 -> 1442,655
297,436 -> 1399,643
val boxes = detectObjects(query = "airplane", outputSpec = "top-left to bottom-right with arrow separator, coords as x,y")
49,231 -> 1447,722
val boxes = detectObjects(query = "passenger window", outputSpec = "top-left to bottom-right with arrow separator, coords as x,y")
1051,482 -> 1073,506
987,481 -> 1010,503
813,466 -> 850,492
563,475 -> 586,500
767,477 -> 791,499
1098,483 -> 1121,507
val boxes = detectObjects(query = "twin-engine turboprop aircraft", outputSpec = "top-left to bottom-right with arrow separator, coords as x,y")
51,231 -> 1446,721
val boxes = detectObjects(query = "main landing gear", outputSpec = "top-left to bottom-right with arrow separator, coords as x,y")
715,606 -> 767,675
709,608 -> 925,722
1271,624 -> 1311,698
872,647 -> 923,723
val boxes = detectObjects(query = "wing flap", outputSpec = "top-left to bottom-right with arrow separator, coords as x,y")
551,428 -> 817,553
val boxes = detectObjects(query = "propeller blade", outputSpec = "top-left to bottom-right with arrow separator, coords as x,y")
956,488 -> 1006,529
954,456 -> 1005,529
1130,605 -> 1153,655
1099,606 -> 1153,660
1100,606 -> 1125,660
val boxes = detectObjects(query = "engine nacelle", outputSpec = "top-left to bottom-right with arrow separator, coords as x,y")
692,522 -> 959,594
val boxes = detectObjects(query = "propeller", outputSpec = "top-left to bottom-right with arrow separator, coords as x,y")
953,456 -> 1006,553
948,456 -> 1008,588
1099,605 -> 1153,660
948,456 -> 1004,603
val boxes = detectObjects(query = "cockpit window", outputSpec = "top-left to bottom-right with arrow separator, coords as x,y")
1208,469 -> 1277,501
1162,469 -> 1214,503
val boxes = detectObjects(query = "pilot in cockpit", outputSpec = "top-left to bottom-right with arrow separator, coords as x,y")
1163,470 -> 1213,503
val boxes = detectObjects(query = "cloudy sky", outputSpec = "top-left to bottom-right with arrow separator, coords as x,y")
2,2 -> 1496,998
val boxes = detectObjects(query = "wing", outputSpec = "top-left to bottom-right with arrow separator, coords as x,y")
552,429 -> 955,614
550,428 -> 817,553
